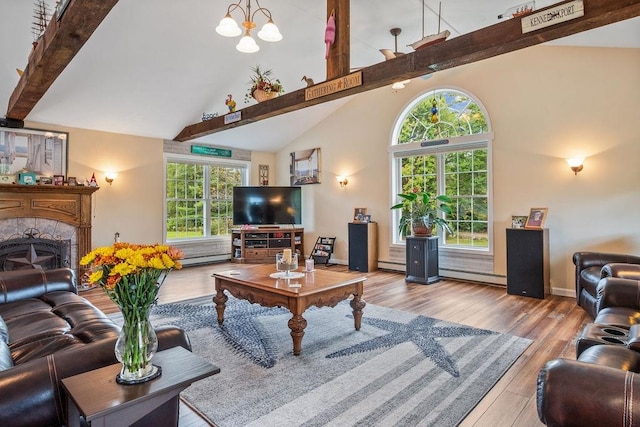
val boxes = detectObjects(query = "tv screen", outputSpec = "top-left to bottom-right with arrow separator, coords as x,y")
233,186 -> 302,225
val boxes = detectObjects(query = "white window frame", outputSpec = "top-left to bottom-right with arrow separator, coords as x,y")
163,153 -> 250,243
388,87 -> 494,256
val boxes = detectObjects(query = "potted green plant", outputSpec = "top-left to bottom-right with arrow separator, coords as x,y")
391,191 -> 453,237
245,65 -> 284,103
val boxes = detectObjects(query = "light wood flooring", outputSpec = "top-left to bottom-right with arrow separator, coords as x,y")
82,262 -> 590,427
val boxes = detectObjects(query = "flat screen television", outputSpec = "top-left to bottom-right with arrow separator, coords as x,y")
233,186 -> 302,225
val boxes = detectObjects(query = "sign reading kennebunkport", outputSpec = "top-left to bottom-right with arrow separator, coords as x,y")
305,71 -> 363,101
521,0 -> 584,34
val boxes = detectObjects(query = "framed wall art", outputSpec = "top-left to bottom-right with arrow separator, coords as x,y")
525,208 -> 548,229
290,148 -> 321,185
0,126 -> 68,180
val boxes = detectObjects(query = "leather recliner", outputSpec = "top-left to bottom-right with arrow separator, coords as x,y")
537,276 -> 640,426
573,252 -> 640,317
0,268 -> 191,427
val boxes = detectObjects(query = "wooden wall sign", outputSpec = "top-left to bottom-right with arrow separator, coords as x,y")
305,71 -> 362,101
522,0 -> 584,34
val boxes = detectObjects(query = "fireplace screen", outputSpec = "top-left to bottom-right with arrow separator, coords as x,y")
0,229 -> 71,271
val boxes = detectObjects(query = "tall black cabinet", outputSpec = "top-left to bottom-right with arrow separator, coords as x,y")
506,228 -> 550,299
348,222 -> 378,272
406,236 -> 439,284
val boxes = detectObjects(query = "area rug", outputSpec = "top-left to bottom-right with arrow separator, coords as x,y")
111,296 -> 531,426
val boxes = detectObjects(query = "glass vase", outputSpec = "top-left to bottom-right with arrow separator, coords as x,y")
114,312 -> 160,384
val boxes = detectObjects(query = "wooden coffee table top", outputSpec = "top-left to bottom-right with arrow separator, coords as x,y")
212,264 -> 366,296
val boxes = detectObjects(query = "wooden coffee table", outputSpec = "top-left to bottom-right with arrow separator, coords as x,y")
212,264 -> 366,355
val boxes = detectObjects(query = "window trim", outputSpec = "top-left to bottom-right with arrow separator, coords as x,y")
163,153 -> 250,243
388,87 -> 494,255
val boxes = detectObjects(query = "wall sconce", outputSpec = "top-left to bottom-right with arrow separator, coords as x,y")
336,176 -> 348,188
105,172 -> 118,185
566,158 -> 584,175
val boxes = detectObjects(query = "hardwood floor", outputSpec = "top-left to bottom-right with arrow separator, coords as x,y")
82,262 -> 590,426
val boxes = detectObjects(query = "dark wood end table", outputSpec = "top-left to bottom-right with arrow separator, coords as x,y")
62,346 -> 220,427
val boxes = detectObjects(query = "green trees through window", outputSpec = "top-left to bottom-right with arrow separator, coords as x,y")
165,160 -> 246,241
394,89 -> 491,249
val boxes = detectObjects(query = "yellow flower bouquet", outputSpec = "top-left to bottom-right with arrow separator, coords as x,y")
80,242 -> 183,384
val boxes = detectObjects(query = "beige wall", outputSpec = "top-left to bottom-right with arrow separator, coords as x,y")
26,44 -> 639,296
276,45 -> 640,295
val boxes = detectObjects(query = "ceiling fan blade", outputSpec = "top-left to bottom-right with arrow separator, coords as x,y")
379,49 -> 396,60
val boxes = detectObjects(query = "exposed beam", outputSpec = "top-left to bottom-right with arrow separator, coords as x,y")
326,0 -> 350,80
5,0 -> 120,120
174,0 -> 639,142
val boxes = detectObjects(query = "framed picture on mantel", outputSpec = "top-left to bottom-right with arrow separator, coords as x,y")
0,126 -> 68,180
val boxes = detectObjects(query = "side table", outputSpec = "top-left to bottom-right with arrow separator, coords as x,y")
62,346 -> 220,427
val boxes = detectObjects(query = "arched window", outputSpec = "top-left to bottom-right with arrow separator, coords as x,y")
390,88 -> 493,252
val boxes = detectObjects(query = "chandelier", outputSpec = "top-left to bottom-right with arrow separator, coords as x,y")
215,0 -> 283,53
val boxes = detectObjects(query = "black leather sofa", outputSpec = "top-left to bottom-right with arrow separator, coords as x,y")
573,252 -> 640,317
0,268 -> 191,427
537,275 -> 640,426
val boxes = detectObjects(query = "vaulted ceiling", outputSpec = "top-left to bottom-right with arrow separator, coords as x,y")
2,0 -> 639,152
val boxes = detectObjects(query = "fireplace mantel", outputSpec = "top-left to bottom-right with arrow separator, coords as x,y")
0,184 -> 99,273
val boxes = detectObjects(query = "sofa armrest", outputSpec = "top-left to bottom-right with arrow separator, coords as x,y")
156,324 -> 191,352
596,277 -> 640,312
0,325 -> 190,426
537,358 -> 640,427
602,263 -> 640,280
0,268 -> 77,304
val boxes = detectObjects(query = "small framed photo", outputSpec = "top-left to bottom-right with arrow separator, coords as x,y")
67,176 -> 77,186
39,176 -> 53,185
362,214 -> 372,223
353,208 -> 367,223
53,175 -> 65,186
18,172 -> 37,185
511,215 -> 528,229
525,208 -> 548,229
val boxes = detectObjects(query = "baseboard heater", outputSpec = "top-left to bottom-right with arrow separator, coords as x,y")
181,253 -> 230,266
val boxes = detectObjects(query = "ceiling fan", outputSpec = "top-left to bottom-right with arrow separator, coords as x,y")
379,28 -> 406,60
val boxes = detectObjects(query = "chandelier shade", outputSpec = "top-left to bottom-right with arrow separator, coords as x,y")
237,32 -> 260,53
215,0 -> 282,53
216,14 -> 243,37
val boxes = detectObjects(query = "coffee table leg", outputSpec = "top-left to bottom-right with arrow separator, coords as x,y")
288,314 -> 308,356
350,294 -> 366,331
213,289 -> 228,325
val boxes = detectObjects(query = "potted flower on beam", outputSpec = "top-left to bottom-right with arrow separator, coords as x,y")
245,65 -> 284,103
391,191 -> 453,237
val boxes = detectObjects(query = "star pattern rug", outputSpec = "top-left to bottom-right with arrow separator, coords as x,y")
112,295 -> 532,426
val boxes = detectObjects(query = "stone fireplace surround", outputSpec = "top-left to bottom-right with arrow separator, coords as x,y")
0,184 -> 99,274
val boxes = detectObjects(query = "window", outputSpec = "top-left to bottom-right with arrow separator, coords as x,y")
165,156 -> 248,241
391,88 -> 492,250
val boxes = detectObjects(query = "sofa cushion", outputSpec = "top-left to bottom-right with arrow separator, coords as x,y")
0,292 -> 119,365
578,345 -> 640,372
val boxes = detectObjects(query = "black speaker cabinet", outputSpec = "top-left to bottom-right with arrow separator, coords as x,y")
406,236 -> 439,284
348,222 -> 377,272
506,228 -> 550,299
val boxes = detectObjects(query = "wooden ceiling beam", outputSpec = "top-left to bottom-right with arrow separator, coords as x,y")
5,0 -> 120,120
175,0 -> 640,142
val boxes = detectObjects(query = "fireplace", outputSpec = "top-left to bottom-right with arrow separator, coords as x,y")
0,228 -> 71,271
0,184 -> 99,275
